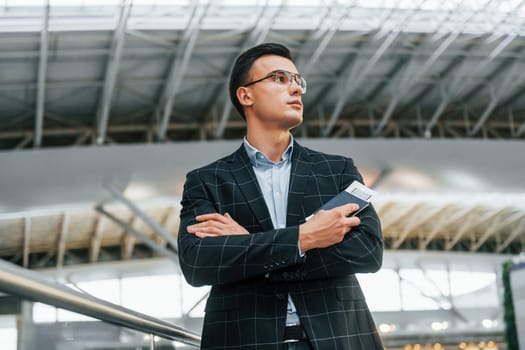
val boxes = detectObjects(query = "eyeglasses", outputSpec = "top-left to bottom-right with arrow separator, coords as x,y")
242,70 -> 307,94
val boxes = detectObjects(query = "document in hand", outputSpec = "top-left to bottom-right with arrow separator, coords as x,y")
306,181 -> 376,220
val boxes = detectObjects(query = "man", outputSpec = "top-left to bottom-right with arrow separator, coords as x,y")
178,43 -> 383,350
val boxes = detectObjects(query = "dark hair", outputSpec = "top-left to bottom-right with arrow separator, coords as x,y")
229,43 -> 293,120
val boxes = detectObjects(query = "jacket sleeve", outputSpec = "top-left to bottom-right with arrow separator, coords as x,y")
177,170 -> 306,287
269,158 -> 383,283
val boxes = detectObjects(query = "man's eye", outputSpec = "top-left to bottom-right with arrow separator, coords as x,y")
275,73 -> 288,84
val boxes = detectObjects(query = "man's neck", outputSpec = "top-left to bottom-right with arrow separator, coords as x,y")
246,129 -> 291,163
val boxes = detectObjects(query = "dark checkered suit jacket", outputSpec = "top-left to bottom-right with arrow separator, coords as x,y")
178,141 -> 384,350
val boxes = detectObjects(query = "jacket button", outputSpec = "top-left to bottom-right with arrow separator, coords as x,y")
276,293 -> 286,300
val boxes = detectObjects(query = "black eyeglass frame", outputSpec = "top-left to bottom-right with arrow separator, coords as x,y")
241,69 -> 307,94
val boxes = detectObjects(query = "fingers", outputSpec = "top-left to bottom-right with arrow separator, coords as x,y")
196,213 -> 229,223
187,222 -> 222,233
188,212 -> 249,237
188,223 -> 222,236
338,203 -> 360,216
195,232 -> 219,238
343,215 -> 361,227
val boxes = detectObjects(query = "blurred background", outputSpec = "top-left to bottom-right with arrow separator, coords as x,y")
1,0 -> 525,349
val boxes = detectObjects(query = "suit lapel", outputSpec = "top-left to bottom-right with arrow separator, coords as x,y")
287,142 -> 312,226
228,145 -> 274,231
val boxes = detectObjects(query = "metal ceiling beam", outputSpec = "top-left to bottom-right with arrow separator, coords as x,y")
381,204 -> 422,233
119,86 -> 156,109
312,52 -> 372,136
471,211 -> 524,252
321,30 -> 399,137
392,206 -> 446,250
443,212 -> 477,251
200,28 -> 254,43
34,0 -> 49,148
374,32 -> 459,136
514,119 -> 525,138
445,208 -> 506,251
420,207 -> 476,250
0,2 -> 517,35
460,39 -> 522,108
56,212 -> 70,268
364,55 -> 409,106
15,134 -> 33,150
106,186 -> 179,254
469,94 -> 499,136
468,38 -> 525,136
434,56 -> 520,136
157,1 -> 208,141
122,216 -> 140,260
422,1 -> 518,135
4,44 -> 525,62
468,61 -> 525,136
95,204 -> 179,263
23,217 -> 31,268
90,214 -> 105,263
95,0 -> 132,145
372,0 -> 467,135
321,0 -> 429,137
125,29 -> 177,50
0,92 -> 35,117
0,76 -> 225,93
496,219 -> 525,253
296,1 -> 352,77
2,117 -> 525,149
73,130 -> 91,145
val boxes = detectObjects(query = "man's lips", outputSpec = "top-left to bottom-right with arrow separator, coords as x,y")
288,100 -> 303,108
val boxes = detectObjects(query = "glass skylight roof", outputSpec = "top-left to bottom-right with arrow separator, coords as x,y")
1,0 -> 524,35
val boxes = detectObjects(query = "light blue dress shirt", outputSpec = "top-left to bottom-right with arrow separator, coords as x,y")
243,136 -> 301,326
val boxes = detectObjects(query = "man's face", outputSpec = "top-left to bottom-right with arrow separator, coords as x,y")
242,54 -> 304,130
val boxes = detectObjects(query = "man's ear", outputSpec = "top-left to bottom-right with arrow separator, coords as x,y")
236,86 -> 253,107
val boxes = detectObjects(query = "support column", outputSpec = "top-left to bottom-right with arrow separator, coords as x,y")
16,301 -> 33,350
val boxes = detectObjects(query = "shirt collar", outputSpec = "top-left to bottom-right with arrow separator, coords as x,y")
243,135 -> 294,167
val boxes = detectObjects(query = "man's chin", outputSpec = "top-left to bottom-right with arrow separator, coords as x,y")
283,113 -> 303,129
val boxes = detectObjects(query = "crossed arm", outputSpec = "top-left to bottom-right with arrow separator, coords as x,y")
184,204 -> 381,283
178,162 -> 383,287
187,204 -> 362,253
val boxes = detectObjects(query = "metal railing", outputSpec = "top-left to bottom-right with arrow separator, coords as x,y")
0,258 -> 201,348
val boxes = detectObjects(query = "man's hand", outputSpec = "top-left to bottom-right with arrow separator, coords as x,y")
187,213 -> 249,238
298,203 -> 361,252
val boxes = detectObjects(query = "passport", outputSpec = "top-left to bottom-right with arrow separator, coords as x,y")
306,181 -> 376,220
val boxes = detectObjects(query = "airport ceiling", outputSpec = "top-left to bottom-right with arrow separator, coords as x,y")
1,0 -> 525,150
1,1 -> 525,269
1,139 -> 524,269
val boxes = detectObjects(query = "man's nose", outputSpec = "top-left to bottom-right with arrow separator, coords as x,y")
289,79 -> 303,96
